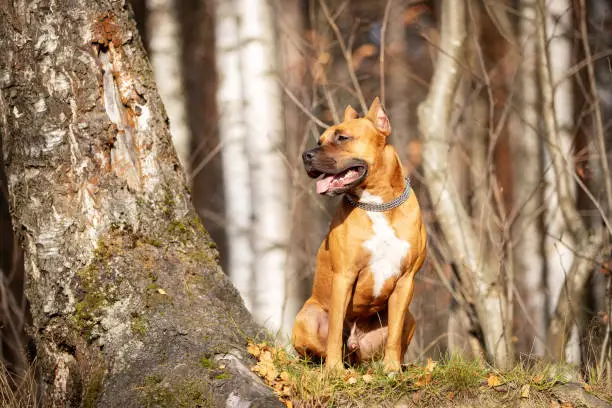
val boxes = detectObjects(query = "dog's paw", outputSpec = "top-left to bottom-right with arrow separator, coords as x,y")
324,360 -> 345,377
383,358 -> 401,373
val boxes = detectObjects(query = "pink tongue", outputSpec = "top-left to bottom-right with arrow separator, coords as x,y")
315,169 -> 361,194
316,175 -> 334,194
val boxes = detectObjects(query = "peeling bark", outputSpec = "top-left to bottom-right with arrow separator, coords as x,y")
0,1 -> 281,406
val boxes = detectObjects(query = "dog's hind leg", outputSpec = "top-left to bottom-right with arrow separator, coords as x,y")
291,299 -> 329,359
401,310 -> 416,359
346,310 -> 414,363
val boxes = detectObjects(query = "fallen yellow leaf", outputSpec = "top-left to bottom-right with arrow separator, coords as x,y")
157,288 -> 167,295
424,357 -> 437,373
415,372 -> 431,387
251,360 -> 278,383
247,342 -> 261,357
347,376 -> 357,385
260,350 -> 274,363
280,371 -> 291,382
487,373 -> 502,387
362,374 -> 373,383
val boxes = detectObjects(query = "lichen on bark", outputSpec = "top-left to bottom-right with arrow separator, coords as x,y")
0,1 -> 281,406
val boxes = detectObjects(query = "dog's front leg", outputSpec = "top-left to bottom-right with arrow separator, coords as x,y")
325,273 -> 354,374
383,271 -> 416,373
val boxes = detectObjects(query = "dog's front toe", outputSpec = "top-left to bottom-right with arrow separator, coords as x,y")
383,358 -> 401,373
324,359 -> 345,376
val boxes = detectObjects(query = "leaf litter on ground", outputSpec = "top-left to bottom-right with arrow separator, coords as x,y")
246,340 -> 611,407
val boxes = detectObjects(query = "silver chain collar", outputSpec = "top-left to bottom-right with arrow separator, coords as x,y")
344,176 -> 411,212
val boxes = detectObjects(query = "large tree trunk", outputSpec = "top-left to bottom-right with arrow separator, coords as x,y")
0,1 -> 281,406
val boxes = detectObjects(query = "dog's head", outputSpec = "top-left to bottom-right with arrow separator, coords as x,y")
302,97 -> 391,196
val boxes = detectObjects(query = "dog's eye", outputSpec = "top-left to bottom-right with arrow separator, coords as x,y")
317,140 -> 322,146
337,135 -> 350,143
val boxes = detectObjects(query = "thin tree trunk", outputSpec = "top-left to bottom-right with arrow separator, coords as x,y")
510,0 -> 546,356
180,0 -> 228,270
238,0 -> 291,335
0,2 -> 281,406
536,0 -> 605,361
418,0 -> 514,369
146,0 -> 191,167
277,0 -> 310,336
214,0 -> 255,310
541,0 -> 581,363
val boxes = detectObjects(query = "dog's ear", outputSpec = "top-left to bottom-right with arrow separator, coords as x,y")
343,105 -> 359,121
366,97 -> 391,136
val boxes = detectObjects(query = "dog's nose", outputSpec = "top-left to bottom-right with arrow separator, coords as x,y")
302,149 -> 316,162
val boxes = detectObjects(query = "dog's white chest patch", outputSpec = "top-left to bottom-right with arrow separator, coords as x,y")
360,192 -> 411,298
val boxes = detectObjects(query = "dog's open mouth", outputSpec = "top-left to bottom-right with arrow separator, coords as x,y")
314,165 -> 367,195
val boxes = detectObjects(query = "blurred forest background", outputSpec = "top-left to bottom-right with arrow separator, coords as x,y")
1,0 -> 612,380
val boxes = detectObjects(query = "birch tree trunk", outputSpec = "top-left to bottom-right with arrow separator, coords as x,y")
214,0 -> 255,311
510,0 -> 546,356
238,0 -> 291,335
146,0 -> 191,167
418,0 -> 514,369
536,0 -> 605,361
541,0 -> 580,362
0,1 -> 281,406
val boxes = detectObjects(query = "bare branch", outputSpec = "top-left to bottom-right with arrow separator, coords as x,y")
418,0 -> 514,368
379,0 -> 393,104
278,81 -> 330,129
318,0 -> 367,113
578,0 -> 612,214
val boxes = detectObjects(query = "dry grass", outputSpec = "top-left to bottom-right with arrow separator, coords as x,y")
1,344 -> 610,407
247,341 -> 612,407
0,362 -> 37,408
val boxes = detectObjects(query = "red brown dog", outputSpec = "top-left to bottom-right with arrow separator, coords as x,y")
291,97 -> 427,373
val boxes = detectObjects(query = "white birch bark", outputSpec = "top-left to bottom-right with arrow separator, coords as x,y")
510,0 -> 546,356
542,0 -> 580,363
215,0 -> 255,310
238,0 -> 291,335
146,0 -> 191,167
